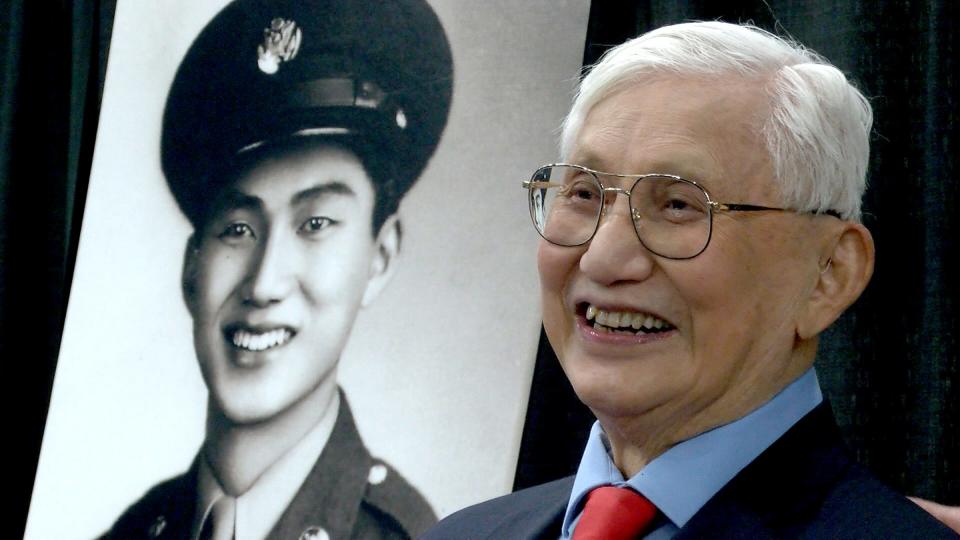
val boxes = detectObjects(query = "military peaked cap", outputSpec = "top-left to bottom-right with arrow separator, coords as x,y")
162,0 -> 453,226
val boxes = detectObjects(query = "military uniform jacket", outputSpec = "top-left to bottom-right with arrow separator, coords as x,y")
102,396 -> 436,540
423,402 -> 958,539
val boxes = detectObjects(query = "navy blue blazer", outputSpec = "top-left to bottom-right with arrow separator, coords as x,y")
424,403 -> 958,539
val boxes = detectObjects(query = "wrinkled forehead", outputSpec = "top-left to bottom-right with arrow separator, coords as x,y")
571,76 -> 776,197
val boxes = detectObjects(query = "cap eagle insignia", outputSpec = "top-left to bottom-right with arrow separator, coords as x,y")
257,17 -> 302,74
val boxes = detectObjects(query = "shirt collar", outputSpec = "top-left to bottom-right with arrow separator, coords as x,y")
563,367 -> 822,536
192,392 -> 340,540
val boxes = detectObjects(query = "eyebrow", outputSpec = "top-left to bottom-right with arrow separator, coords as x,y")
565,149 -> 605,170
566,150 -> 715,188
217,180 -> 358,212
290,181 -> 357,206
217,189 -> 263,214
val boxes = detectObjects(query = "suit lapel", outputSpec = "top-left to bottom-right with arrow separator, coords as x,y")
531,504 -> 567,540
487,476 -> 572,540
676,402 -> 852,539
516,499 -> 566,540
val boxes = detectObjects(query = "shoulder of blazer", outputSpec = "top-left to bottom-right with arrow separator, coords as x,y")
676,402 -> 958,539
423,475 -> 574,540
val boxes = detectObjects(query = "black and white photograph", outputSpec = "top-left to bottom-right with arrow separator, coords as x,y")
24,0 -> 590,538
14,1 -> 960,539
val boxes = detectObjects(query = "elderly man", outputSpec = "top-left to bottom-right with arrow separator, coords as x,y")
102,0 -> 451,538
425,21 -> 956,539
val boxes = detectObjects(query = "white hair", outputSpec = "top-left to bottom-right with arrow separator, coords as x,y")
561,21 -> 873,221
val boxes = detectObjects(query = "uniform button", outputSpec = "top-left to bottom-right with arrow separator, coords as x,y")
148,515 -> 166,537
368,463 -> 388,485
300,525 -> 330,540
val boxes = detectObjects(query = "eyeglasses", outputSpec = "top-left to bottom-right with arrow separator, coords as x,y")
523,164 -> 840,260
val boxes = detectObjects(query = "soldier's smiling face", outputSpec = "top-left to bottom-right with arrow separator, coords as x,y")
183,142 -> 398,424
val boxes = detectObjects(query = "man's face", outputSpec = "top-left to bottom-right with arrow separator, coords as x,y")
540,77 -> 827,443
184,143 -> 392,425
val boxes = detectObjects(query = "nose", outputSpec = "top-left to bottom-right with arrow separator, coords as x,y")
243,229 -> 296,307
579,194 -> 656,285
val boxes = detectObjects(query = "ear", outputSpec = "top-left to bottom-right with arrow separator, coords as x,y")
796,222 -> 875,339
181,234 -> 201,315
361,214 -> 402,307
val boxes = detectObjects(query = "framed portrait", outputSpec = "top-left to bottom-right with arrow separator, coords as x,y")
25,0 -> 590,538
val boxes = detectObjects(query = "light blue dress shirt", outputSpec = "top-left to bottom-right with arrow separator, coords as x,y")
561,367 -> 823,539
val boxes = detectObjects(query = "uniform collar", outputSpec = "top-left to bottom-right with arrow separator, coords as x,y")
193,392 -> 340,540
264,390 -> 376,539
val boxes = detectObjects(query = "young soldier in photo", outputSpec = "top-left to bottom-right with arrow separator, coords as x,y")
103,0 -> 452,538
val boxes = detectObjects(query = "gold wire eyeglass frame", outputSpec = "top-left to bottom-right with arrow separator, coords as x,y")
523,163 -> 841,260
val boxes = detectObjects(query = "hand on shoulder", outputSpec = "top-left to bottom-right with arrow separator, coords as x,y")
909,497 -> 960,534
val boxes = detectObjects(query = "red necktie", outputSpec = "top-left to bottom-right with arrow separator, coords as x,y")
572,486 -> 658,540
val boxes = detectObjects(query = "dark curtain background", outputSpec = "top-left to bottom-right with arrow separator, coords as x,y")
1,0 -> 954,536
3,0 -> 116,537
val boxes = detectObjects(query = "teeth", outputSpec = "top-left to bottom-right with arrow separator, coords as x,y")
231,328 -> 292,351
585,304 -> 672,332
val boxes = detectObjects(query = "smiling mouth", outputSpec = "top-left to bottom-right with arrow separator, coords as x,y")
580,303 -> 676,335
225,325 -> 295,352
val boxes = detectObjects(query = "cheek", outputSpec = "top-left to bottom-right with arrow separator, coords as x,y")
672,234 -> 764,351
686,227 -> 761,305
707,226 -> 809,316
536,243 -> 555,289
537,242 -> 574,303
537,241 -> 582,340
193,251 -> 248,317
680,227 -> 807,363
300,233 -> 375,301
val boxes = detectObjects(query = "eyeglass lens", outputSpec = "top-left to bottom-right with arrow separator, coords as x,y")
528,165 -> 713,259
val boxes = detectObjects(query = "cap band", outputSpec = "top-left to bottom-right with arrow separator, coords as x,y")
286,78 -> 389,111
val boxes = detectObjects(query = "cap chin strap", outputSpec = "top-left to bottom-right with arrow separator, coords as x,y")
236,127 -> 355,154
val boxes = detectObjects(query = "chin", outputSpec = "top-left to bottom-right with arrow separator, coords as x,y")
565,366 -> 642,415
209,382 -> 293,426
571,364 -> 691,423
214,400 -> 278,426
579,387 -> 659,422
